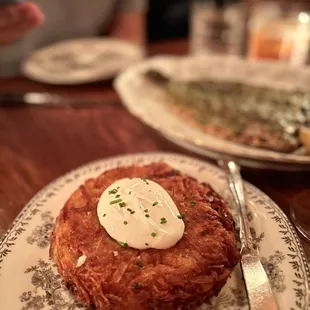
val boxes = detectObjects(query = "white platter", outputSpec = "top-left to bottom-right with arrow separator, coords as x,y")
22,38 -> 144,85
114,55 -> 310,169
164,134 -> 310,171
0,153 -> 309,310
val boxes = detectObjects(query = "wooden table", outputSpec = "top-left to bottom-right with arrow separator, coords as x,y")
0,40 -> 309,260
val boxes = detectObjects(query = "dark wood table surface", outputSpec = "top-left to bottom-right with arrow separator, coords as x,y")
0,39 -> 309,261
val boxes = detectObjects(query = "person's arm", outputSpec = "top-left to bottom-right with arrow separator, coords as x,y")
108,0 -> 147,46
0,2 -> 43,77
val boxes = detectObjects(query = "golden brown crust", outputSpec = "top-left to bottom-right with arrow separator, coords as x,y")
50,162 -> 240,310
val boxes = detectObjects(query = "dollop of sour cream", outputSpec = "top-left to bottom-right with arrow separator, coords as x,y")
97,178 -> 185,249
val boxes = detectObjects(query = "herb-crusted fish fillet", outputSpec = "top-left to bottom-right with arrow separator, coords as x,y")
145,70 -> 310,153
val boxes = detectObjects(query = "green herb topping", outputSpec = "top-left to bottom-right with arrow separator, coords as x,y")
124,221 -> 128,225
119,241 -> 128,248
119,202 -> 126,208
110,198 -> 122,205
190,201 -> 197,206
152,201 -> 158,206
151,232 -> 157,238
145,214 -> 150,218
177,214 -> 184,220
136,261 -> 143,268
109,189 -> 118,195
160,217 -> 167,224
141,177 -> 149,185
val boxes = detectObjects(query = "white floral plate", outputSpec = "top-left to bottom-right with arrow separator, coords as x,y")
0,153 -> 309,310
114,55 -> 310,169
22,38 -> 144,85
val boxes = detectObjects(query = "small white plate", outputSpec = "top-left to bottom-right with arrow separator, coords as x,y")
0,153 -> 309,310
22,38 -> 144,85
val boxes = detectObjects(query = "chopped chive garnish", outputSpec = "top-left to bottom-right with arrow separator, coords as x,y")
141,177 -> 149,185
145,214 -> 150,218
103,214 -> 106,217
136,261 -> 143,268
119,241 -> 128,248
152,201 -> 158,206
124,221 -> 128,225
110,198 -> 122,205
109,189 -> 118,194
127,208 -> 132,211
145,243 -> 149,246
190,201 -> 197,206
177,214 -> 184,219
130,211 -> 135,214
129,191 -> 132,195
144,209 -> 149,213
119,202 -> 126,208
115,194 -> 120,198
160,217 -> 167,224
151,232 -> 157,238
117,186 -> 120,189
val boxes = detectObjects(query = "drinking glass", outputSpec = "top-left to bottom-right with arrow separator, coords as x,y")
248,1 -> 310,65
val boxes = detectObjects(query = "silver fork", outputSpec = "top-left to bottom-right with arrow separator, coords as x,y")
218,159 -> 279,310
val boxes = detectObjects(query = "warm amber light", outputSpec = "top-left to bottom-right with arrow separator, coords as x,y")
248,32 -> 293,61
248,21 -> 294,61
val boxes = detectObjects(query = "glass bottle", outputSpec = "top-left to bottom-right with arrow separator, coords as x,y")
189,0 -> 248,56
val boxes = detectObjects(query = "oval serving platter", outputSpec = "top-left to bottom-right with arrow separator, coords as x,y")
0,153 -> 309,310
114,55 -> 310,169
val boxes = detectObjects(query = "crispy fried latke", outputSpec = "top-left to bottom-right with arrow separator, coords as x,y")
50,162 -> 240,310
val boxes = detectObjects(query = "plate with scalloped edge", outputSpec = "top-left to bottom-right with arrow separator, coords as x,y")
0,153 -> 309,310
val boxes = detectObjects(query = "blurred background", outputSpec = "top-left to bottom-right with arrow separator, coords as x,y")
148,0 -> 189,41
2,0 -> 310,79
148,0 -> 310,65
